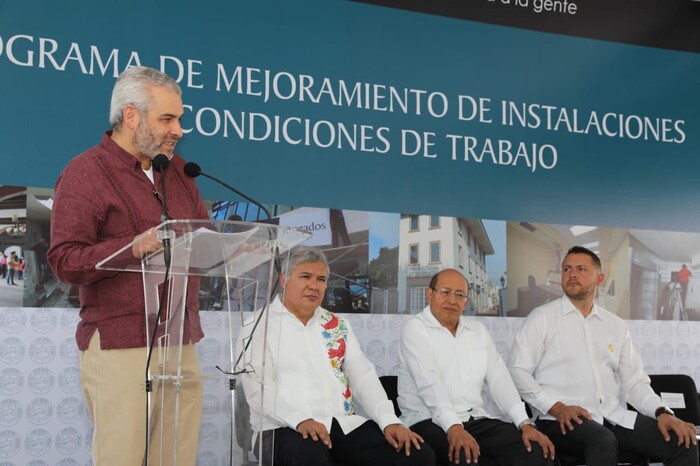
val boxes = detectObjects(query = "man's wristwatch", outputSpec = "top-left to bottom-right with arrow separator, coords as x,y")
654,406 -> 674,419
518,419 -> 536,431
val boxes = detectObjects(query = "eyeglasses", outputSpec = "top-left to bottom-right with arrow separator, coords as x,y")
430,287 -> 469,301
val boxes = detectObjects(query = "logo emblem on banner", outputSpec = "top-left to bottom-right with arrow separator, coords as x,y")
26,398 -> 53,425
367,318 -> 386,337
659,343 -> 674,362
60,310 -> 80,334
58,367 -> 81,394
642,342 -> 657,360
365,338 -> 386,364
201,394 -> 221,419
198,422 -> 219,448
388,338 -> 400,361
0,337 -> 26,365
676,343 -> 691,361
0,399 -> 22,427
29,337 -> 57,364
0,368 -> 24,396
55,427 -> 82,455
197,338 -> 222,363
0,430 -> 21,458
30,309 -> 58,334
59,338 -> 79,364
28,368 -> 55,395
57,397 -> 83,424
25,428 -> 52,456
0,308 -> 27,334
345,314 -> 364,332
389,318 -> 404,337
200,312 -> 223,334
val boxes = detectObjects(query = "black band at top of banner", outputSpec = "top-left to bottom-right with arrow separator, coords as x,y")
351,0 -> 700,54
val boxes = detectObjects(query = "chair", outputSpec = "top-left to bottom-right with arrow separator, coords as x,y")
649,374 -> 700,425
379,375 -> 401,417
557,449 -> 649,466
236,382 -> 349,466
557,372 -> 700,466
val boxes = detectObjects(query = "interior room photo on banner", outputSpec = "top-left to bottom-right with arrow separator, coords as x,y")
507,221 -> 700,321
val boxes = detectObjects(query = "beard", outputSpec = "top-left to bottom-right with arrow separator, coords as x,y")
133,118 -> 163,160
563,283 -> 596,301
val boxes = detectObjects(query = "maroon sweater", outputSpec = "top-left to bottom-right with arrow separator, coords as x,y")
48,132 -> 210,350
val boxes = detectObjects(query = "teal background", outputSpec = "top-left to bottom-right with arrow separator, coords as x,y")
1,0 -> 699,230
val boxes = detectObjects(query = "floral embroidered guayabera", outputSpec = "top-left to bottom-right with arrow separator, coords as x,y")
320,311 -> 355,414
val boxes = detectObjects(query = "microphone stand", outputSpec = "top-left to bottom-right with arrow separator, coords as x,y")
144,154 -> 173,465
185,164 -> 281,368
198,173 -> 272,221
183,162 -> 282,465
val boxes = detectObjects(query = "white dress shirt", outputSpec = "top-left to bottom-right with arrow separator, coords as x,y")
398,306 -> 530,432
240,297 -> 400,435
508,296 -> 662,429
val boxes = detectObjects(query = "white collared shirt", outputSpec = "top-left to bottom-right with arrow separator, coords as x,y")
507,296 -> 662,429
398,306 -> 530,432
240,297 -> 400,435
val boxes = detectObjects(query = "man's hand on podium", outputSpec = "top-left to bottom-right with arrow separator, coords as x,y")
131,229 -> 164,258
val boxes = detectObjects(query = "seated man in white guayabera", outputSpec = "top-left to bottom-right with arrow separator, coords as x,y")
508,246 -> 698,466
239,246 -> 434,466
398,268 -> 556,466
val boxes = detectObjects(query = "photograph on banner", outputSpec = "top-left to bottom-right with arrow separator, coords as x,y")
209,205 -> 509,316
507,221 -> 700,321
18,191 -> 509,316
395,214 -> 507,316
22,188 -> 700,322
12,186 -> 79,309
209,200 -> 370,314
24,187 -> 57,308
628,229 -> 700,322
0,185 -> 28,307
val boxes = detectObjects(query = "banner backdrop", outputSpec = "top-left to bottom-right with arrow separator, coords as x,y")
1,0 -> 699,232
2,2 -> 700,464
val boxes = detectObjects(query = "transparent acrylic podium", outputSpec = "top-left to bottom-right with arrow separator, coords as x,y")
96,219 -> 310,466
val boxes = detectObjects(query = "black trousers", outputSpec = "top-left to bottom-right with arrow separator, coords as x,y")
537,415 -> 698,466
411,417 -> 555,466
260,419 -> 435,466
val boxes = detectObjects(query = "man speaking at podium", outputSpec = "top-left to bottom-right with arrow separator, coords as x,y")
48,66 -> 209,465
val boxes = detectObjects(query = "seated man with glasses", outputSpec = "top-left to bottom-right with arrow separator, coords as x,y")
398,268 -> 556,466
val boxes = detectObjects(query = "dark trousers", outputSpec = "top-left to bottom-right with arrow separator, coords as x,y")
411,417 -> 554,466
538,415 -> 698,466
260,419 -> 435,466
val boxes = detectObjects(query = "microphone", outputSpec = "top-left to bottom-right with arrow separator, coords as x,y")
153,154 -> 173,268
153,154 -> 170,222
153,153 -> 170,170
183,161 -> 272,222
